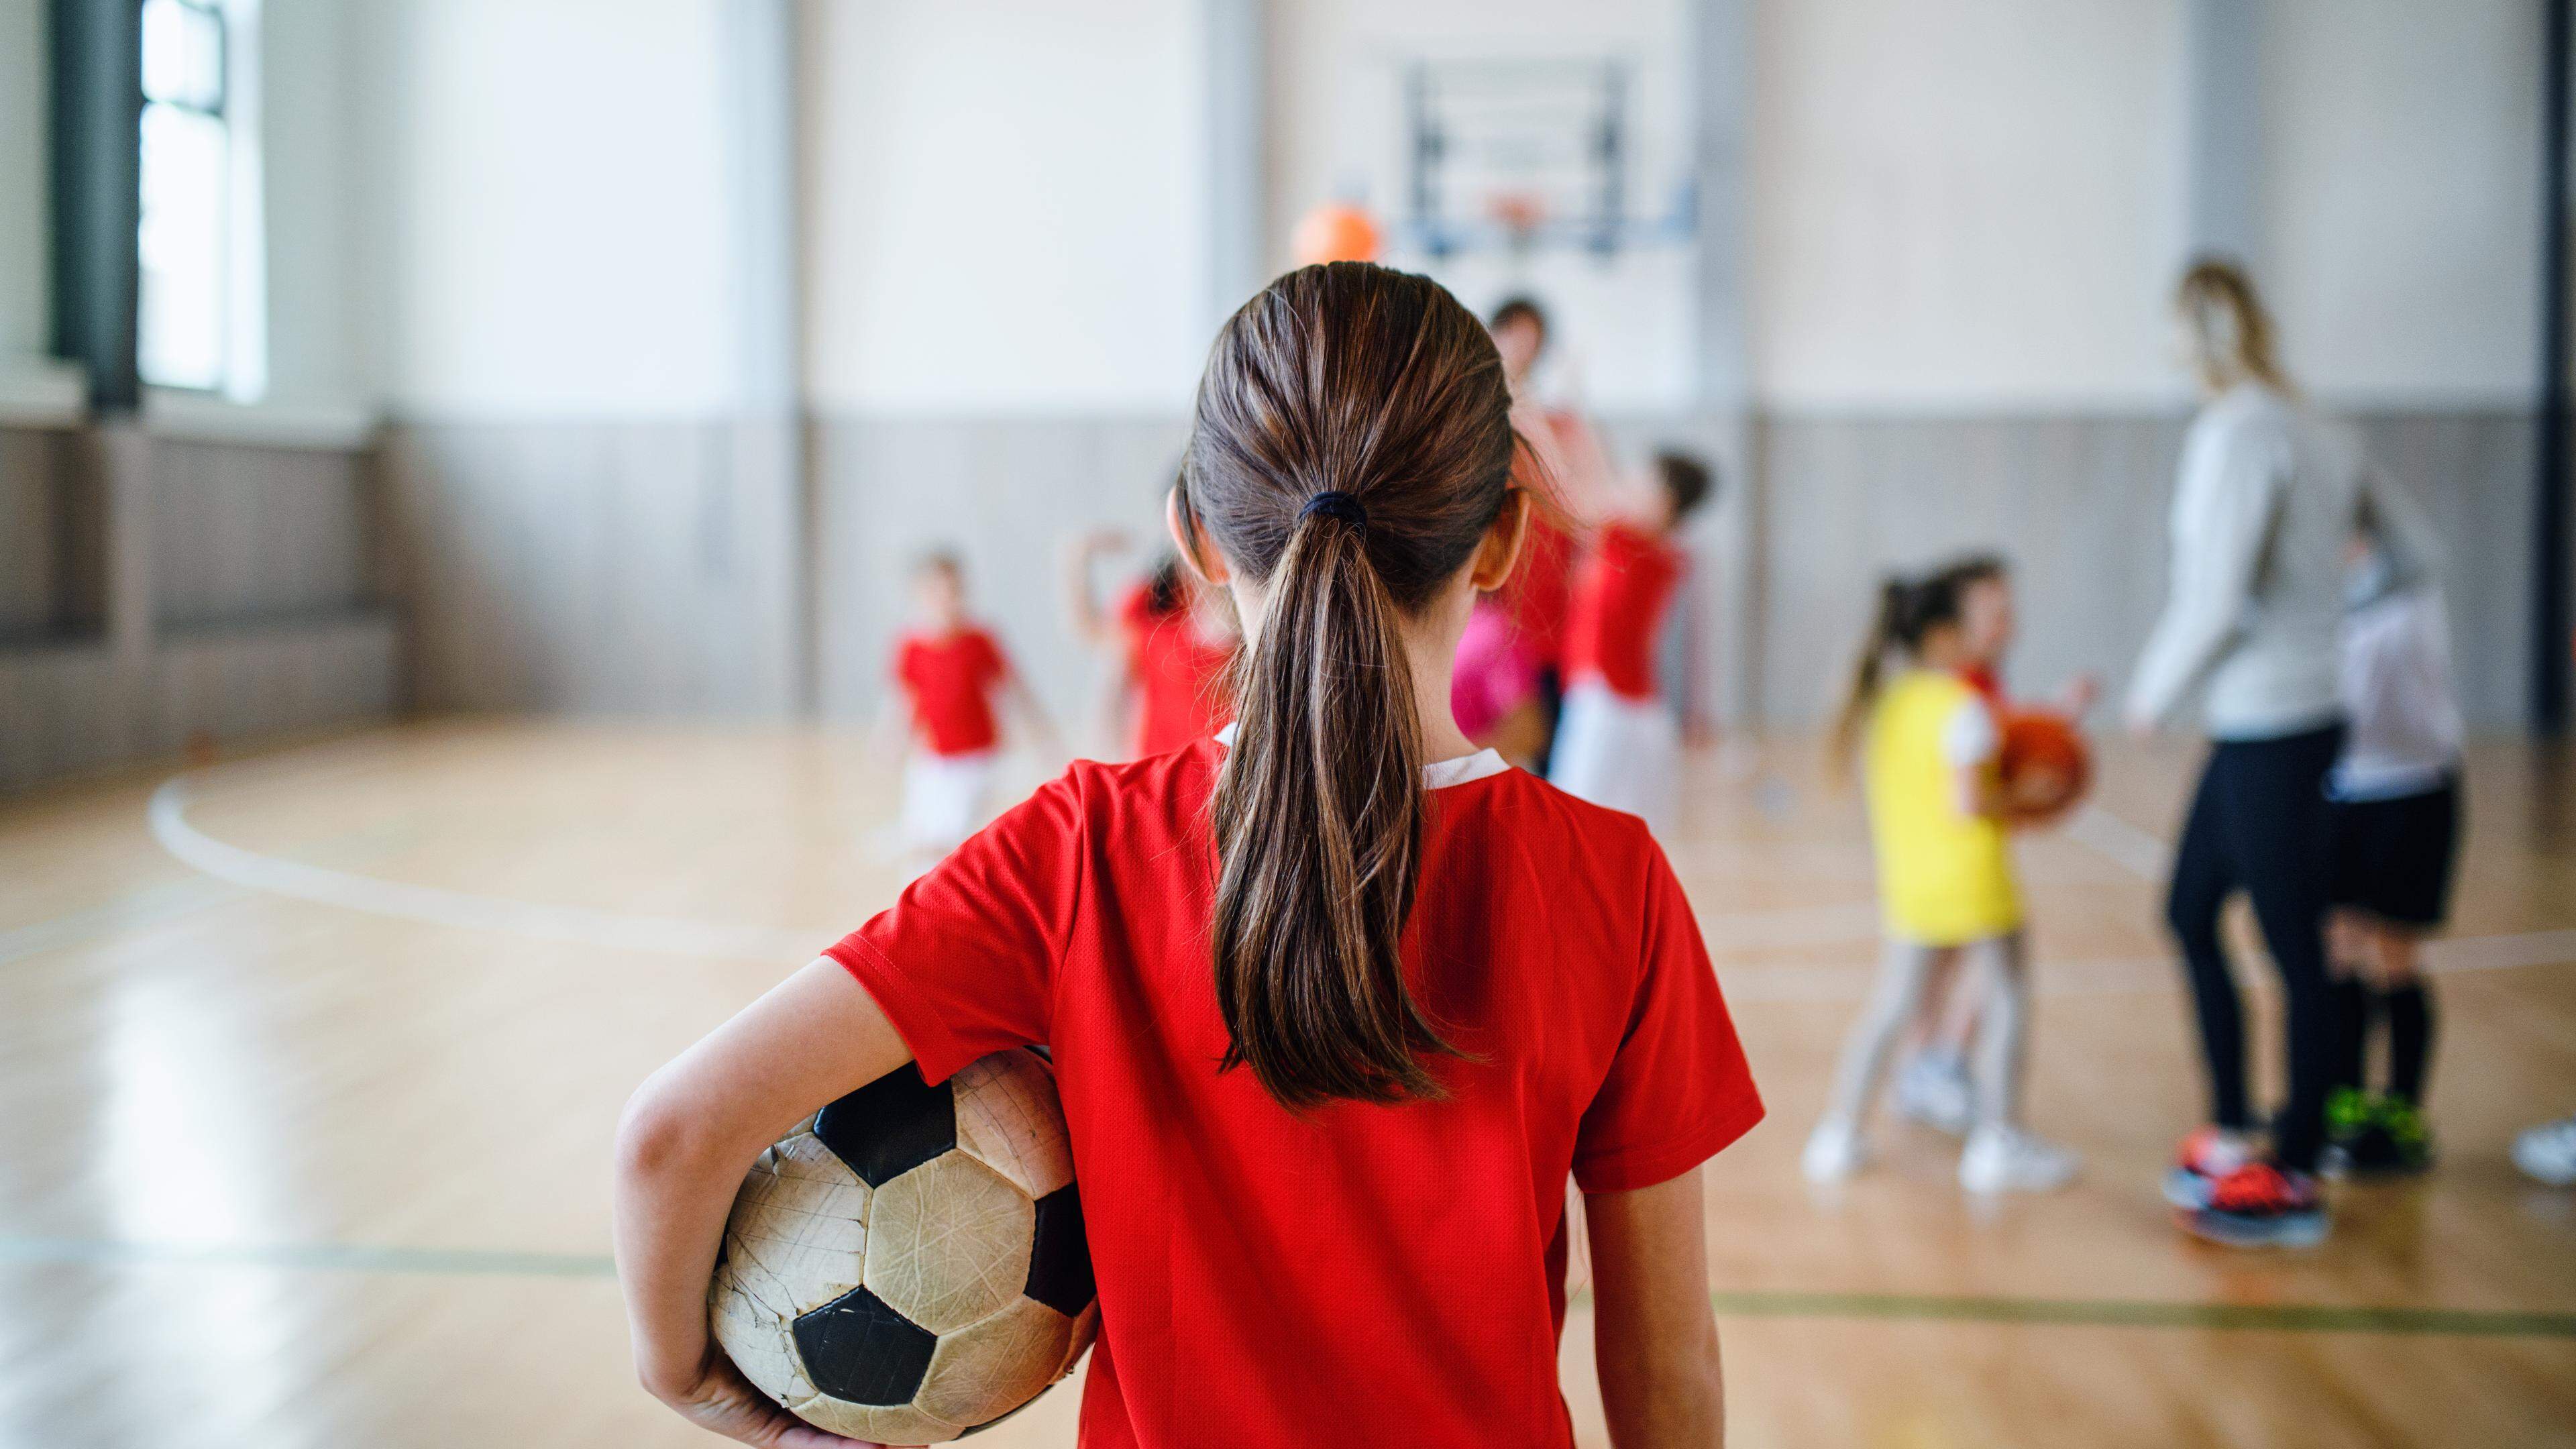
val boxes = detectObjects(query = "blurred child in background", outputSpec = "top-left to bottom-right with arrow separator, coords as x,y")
1487,296 -> 1615,772
1064,523 -> 1237,759
1806,563 -> 2080,1194
884,550 -> 1051,857
1451,592 -> 1548,767
1547,451 -> 1715,836
2321,512 -> 2463,1177
1888,557 -> 2097,1135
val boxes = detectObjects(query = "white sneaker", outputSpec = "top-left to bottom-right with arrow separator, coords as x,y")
2514,1116 -> 2576,1186
1803,1116 -> 1869,1183
1894,1050 -> 1974,1136
1959,1126 -> 2080,1194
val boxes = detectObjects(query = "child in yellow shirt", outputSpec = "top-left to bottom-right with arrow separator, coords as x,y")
1805,564 -> 2078,1194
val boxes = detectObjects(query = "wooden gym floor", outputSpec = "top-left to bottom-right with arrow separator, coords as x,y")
2,719 -> 2572,1448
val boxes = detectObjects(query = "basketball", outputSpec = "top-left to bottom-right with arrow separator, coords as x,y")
1999,710 -> 2091,816
1290,200 -> 1381,264
710,1051 -> 1097,1444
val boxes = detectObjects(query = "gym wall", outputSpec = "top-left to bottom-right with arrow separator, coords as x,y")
1746,0 -> 2542,729
0,0 -> 2555,794
1,0 -> 393,794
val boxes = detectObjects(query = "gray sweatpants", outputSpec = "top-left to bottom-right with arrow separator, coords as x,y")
1820,930 -> 2031,1134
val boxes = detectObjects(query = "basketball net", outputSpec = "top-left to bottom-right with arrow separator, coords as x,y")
1487,189 -> 1548,258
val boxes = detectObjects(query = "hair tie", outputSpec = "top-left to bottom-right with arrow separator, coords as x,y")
1299,490 -> 1368,531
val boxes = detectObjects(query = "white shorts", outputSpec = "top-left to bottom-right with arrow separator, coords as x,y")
1549,679 -> 1680,837
903,749 -> 997,851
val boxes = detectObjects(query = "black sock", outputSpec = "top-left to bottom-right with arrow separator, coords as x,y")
2382,983 -> 2434,1105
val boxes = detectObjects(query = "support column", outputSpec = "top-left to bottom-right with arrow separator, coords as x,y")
1690,0 -> 1758,732
48,0 -> 143,411
2534,0 -> 2571,735
718,0 -> 810,718
2183,0 -> 2261,263
1205,0 -> 1267,330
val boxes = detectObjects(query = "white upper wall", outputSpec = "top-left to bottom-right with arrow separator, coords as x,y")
354,0 -> 753,417
800,0 -> 1207,414
2260,0 -> 2541,405
1750,0 -> 2190,411
0,0 -> 49,368
15,0 -> 2532,422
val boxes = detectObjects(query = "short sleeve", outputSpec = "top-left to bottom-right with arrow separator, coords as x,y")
977,632 -> 1010,686
1942,696 -> 2000,769
1572,845 -> 1764,1193
891,640 -> 916,689
826,771 -> 1086,1083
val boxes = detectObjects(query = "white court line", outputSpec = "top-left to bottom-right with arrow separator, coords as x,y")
2055,798 -> 2573,984
143,759 -> 2574,987
150,773 -> 824,962
2062,803 -> 2172,880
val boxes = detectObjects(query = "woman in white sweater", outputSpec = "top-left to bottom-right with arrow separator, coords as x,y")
2125,258 -> 2438,1248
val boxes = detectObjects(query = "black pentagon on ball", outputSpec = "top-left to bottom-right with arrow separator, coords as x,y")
1024,1183 -> 1095,1316
812,1064 -> 955,1187
792,1283 -> 940,1406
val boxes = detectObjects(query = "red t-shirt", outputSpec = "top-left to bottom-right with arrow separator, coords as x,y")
1116,584 -> 1234,759
894,627 -> 1009,757
828,741 -> 1761,1448
1564,520 -> 1685,702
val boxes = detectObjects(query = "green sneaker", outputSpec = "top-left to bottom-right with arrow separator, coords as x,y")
2321,1091 -> 2434,1179
2363,1096 -> 2434,1175
2326,1087 -> 2375,1146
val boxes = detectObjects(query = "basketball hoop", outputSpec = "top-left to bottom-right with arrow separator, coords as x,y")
1487,191 -> 1550,254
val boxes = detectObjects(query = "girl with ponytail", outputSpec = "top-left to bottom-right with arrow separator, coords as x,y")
1805,561 -> 2081,1196
614,263 -> 1762,1448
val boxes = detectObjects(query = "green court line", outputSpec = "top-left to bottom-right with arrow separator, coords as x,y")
7,1236 -> 2573,1338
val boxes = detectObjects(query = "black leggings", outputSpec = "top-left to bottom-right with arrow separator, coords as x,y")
2165,724 -> 2361,1173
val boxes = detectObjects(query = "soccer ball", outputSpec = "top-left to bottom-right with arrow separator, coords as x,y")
710,1050 -> 1097,1444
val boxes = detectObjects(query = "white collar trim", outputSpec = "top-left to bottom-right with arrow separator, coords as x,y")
1212,723 -> 1511,790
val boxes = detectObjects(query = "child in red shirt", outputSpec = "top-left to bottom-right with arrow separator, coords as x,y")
1064,527 -> 1238,759
616,264 -> 1760,1449
1487,294 -> 1617,776
886,551 -> 1049,855
1548,453 -> 1715,836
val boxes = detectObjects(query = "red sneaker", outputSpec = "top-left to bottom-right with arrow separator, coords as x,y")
2161,1126 -> 2257,1210
2184,1162 -> 2329,1248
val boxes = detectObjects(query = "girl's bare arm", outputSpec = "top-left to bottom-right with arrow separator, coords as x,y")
1589,1167 -> 1725,1448
612,958 -> 915,1447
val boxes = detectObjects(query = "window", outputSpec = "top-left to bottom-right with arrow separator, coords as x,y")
138,0 -> 261,396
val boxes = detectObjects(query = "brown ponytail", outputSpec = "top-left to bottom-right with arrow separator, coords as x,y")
1828,566 -> 1977,769
1183,262 -> 1516,1110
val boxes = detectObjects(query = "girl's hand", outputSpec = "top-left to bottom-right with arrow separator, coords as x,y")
653,1347 -> 882,1449
1069,528 -> 1130,561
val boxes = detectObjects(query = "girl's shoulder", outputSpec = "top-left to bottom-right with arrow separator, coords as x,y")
1880,667 -> 1974,710
1458,765 -> 1669,887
